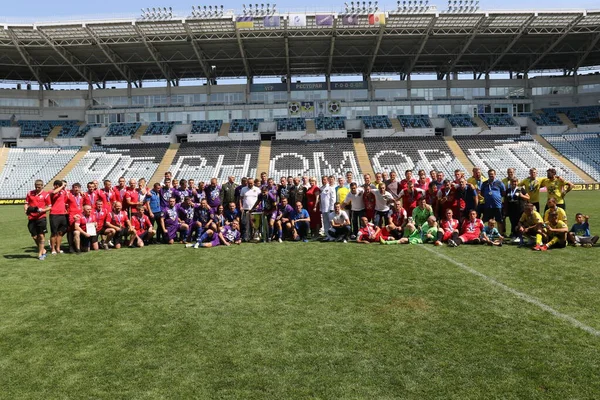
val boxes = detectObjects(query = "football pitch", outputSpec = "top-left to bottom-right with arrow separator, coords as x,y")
1,192 -> 599,399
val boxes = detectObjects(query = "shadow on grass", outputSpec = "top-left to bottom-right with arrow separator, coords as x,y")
4,254 -> 37,259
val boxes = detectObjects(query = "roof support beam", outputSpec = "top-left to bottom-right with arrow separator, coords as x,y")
36,27 -> 100,87
445,15 -> 486,75
326,19 -> 337,76
83,25 -> 138,87
405,16 -> 437,76
525,14 -> 585,73
484,15 -> 536,75
235,28 -> 252,79
182,23 -> 213,82
366,25 -> 385,77
5,28 -> 49,88
284,20 -> 291,79
572,31 -> 600,72
133,23 -> 177,86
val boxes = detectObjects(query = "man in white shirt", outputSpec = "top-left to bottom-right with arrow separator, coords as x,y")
373,182 -> 395,227
239,179 -> 261,242
342,182 -> 365,239
319,176 -> 336,235
326,202 -> 351,242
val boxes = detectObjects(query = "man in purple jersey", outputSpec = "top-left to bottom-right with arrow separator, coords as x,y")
176,196 -> 197,242
193,198 -> 216,239
219,220 -> 242,246
252,185 -> 278,242
224,202 -> 241,225
275,197 -> 294,242
177,179 -> 192,203
160,178 -> 180,208
205,178 -> 222,209
160,197 -> 188,244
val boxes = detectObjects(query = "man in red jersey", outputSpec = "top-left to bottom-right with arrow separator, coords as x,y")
65,183 -> 84,252
436,179 -> 455,219
116,176 -> 127,201
448,209 -> 484,247
104,201 -> 134,249
73,205 -> 98,253
124,178 -> 143,215
399,170 -> 416,192
93,199 -> 109,248
131,207 -> 155,247
386,199 -> 407,239
49,180 -> 69,255
82,181 -> 99,208
25,179 -> 51,260
98,179 -> 121,213
435,208 -> 460,246
398,180 -> 425,217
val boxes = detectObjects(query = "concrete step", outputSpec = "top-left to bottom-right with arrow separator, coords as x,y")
133,124 -> 149,139
45,125 -> 62,142
256,140 -> 272,179
43,146 -> 91,191
219,122 -> 230,137
557,113 -> 576,129
391,118 -> 404,133
353,138 -> 374,178
532,134 -> 596,184
306,119 -> 317,134
0,146 -> 9,176
473,116 -> 489,131
149,143 -> 180,184
444,136 -> 475,172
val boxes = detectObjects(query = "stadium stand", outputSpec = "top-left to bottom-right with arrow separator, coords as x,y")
363,137 -> 467,178
229,119 -> 264,133
18,120 -> 78,138
275,118 -> 307,131
520,112 -> 563,126
440,114 -> 477,128
64,143 -> 169,185
314,116 -> 346,131
542,133 -> 600,181
0,147 -> 79,199
191,120 -> 223,134
454,135 -> 581,182
106,122 -> 141,137
478,114 -> 516,127
0,120 -> 11,127
359,116 -> 392,129
398,115 -> 432,129
144,121 -> 181,136
269,138 -> 362,181
169,141 -> 260,182
544,106 -> 600,125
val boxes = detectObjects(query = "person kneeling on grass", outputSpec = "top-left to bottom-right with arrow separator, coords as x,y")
447,210 -> 484,247
131,208 -> 155,248
481,218 -> 503,246
190,220 -> 242,248
539,211 -> 568,251
515,203 -> 544,249
73,205 -> 99,253
357,217 -> 383,244
325,202 -> 351,242
568,213 -> 599,248
381,216 -> 437,245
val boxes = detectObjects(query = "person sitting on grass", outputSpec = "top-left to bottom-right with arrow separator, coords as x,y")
357,217 -> 383,244
568,213 -> 599,248
290,201 -> 310,243
420,216 -> 438,244
382,217 -> 423,245
447,210 -> 484,247
516,202 -> 544,249
481,218 -> 503,247
540,211 -> 568,251
435,209 -> 459,246
326,202 -> 351,243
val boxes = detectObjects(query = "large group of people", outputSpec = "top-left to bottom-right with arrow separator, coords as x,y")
25,167 -> 598,260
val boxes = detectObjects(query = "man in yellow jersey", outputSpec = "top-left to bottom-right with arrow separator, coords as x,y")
541,211 -> 568,251
467,167 -> 487,218
519,167 -> 541,212
543,197 -> 567,224
501,168 -> 517,189
539,168 -> 573,212
517,202 -> 544,249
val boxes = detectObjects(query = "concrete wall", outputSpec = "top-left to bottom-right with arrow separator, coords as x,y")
363,129 -> 395,137
187,133 -> 219,142
277,131 -> 308,139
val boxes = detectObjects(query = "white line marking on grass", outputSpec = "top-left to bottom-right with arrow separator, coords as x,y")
422,246 -> 600,337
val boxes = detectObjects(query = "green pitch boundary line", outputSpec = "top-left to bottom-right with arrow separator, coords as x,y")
422,246 -> 600,337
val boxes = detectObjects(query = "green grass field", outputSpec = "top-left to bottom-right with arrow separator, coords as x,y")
1,191 -> 599,399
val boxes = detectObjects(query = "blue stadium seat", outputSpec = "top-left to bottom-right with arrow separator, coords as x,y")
106,122 -> 142,137
314,117 -> 346,130
543,106 -> 600,125
229,119 -> 264,133
439,114 -> 476,128
479,113 -> 516,127
191,120 -> 223,134
359,116 -> 392,129
398,115 -> 432,129
542,133 -> 600,181
18,120 -> 79,138
144,121 -> 181,135
275,118 -> 307,131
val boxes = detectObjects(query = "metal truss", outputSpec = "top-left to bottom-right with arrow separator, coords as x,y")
405,15 -> 437,76
235,28 -> 252,79
36,27 -> 100,86
182,23 -> 212,81
525,14 -> 585,73
133,24 -> 177,85
572,31 -> 600,72
83,26 -> 138,86
484,15 -> 536,75
444,15 -> 486,75
5,29 -> 49,88
284,20 -> 291,79
327,19 -> 337,77
365,25 -> 385,77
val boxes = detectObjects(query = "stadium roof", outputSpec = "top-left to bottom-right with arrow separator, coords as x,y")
1,9 -> 600,86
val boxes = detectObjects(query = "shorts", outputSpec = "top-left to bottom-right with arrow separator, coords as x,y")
483,207 -> 502,222
50,214 -> 68,234
28,218 -> 47,237
459,232 -> 480,243
113,227 -> 129,244
80,234 -> 98,248
138,231 -> 149,241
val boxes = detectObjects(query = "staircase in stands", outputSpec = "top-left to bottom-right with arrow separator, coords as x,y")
219,123 -> 230,137
45,125 -> 62,142
132,125 -> 149,139
531,134 -> 596,184
557,113 -> 576,129
391,118 -> 404,133
353,139 -> 375,178
473,116 -> 489,132
256,140 -> 272,178
306,119 -> 317,134
0,146 -> 9,176
149,143 -> 180,184
43,146 -> 91,190
443,137 -> 475,172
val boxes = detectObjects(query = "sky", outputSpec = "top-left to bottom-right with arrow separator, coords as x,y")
0,0 -> 598,22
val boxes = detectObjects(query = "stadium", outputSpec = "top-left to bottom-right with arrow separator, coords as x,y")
1,2 -> 600,398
